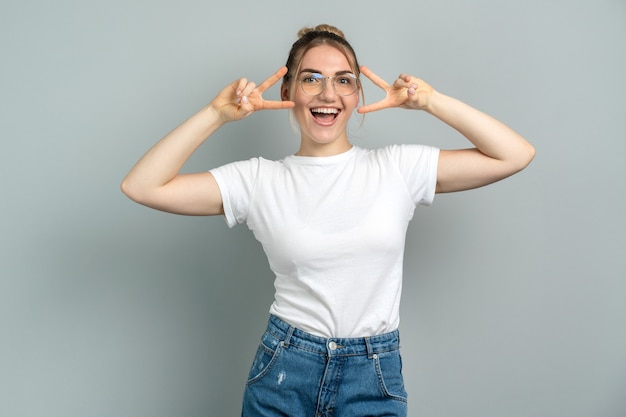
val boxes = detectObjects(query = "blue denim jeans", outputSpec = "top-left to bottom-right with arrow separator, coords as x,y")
241,315 -> 407,417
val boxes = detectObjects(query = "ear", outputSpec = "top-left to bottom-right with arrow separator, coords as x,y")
280,82 -> 290,101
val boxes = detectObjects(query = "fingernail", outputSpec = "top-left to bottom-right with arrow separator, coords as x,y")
242,96 -> 248,104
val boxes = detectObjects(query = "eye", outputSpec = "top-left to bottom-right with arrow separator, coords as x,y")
300,73 -> 323,84
337,76 -> 354,85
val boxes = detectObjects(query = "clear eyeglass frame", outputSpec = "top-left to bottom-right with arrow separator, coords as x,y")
297,72 -> 359,96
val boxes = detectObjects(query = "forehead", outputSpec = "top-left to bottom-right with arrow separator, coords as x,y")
300,44 -> 352,72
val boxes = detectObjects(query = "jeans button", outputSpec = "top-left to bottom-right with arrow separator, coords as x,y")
328,341 -> 338,350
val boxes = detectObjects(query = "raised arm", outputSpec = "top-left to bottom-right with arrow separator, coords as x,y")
120,67 -> 294,215
426,92 -> 535,193
357,66 -> 535,193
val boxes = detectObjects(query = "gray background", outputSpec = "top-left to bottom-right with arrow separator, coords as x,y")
2,0 -> 625,416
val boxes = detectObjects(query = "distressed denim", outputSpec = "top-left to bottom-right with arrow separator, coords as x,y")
241,315 -> 407,417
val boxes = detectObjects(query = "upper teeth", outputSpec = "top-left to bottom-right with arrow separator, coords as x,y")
312,108 -> 338,114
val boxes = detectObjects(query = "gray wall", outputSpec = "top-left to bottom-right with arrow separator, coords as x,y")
2,1 -> 625,416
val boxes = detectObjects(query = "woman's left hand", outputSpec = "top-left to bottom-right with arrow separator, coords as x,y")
357,66 -> 434,114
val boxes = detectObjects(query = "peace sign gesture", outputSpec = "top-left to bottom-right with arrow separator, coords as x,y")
357,66 -> 434,114
212,66 -> 295,123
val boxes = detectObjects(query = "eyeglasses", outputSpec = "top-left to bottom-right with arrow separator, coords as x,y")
297,72 -> 359,96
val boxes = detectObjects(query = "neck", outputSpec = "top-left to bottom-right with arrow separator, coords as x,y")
296,137 -> 352,157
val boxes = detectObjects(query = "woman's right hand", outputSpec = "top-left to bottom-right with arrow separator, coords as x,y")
121,66 -> 296,216
212,66 -> 295,123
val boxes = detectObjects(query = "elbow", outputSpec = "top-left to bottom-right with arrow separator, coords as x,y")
120,177 -> 167,211
520,142 -> 536,170
503,142 -> 536,179
120,178 -> 135,201
120,179 -> 131,198
120,177 -> 144,204
510,141 -> 536,173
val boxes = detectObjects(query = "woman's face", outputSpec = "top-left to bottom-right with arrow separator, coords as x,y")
283,44 -> 360,156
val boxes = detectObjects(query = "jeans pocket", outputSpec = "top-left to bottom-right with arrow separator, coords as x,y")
373,350 -> 408,402
246,336 -> 283,385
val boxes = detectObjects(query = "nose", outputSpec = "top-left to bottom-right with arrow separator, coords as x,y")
318,77 -> 337,100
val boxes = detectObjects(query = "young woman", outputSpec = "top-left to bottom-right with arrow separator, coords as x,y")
121,24 -> 535,417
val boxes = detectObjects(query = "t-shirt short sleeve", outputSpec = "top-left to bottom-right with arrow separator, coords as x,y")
383,144 -> 440,206
209,157 -> 261,227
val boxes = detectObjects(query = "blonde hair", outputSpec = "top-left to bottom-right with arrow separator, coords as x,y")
298,24 -> 346,39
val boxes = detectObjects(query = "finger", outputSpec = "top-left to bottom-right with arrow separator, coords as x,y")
392,74 -> 415,90
394,80 -> 417,96
241,82 -> 256,97
234,78 -> 248,96
357,100 -> 390,114
360,65 -> 390,90
256,66 -> 289,94
236,82 -> 256,105
261,99 -> 295,110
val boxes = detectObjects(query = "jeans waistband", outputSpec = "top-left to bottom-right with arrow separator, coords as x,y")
265,315 -> 400,357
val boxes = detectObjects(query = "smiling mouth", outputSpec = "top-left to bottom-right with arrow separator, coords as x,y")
311,107 -> 340,121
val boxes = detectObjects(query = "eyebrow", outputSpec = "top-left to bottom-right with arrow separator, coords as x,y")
298,68 -> 355,76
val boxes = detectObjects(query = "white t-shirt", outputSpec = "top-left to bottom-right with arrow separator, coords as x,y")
210,144 -> 439,338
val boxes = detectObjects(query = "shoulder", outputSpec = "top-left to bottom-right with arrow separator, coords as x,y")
210,155 -> 286,176
355,144 -> 439,164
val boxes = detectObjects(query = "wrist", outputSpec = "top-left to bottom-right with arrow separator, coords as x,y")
203,103 -> 228,127
423,90 -> 444,115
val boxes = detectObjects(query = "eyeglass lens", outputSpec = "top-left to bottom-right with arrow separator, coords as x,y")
299,73 -> 358,96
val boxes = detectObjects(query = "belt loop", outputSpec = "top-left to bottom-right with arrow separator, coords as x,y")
283,325 -> 295,348
365,336 -> 374,359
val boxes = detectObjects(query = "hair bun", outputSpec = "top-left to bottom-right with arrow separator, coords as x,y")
297,24 -> 346,40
